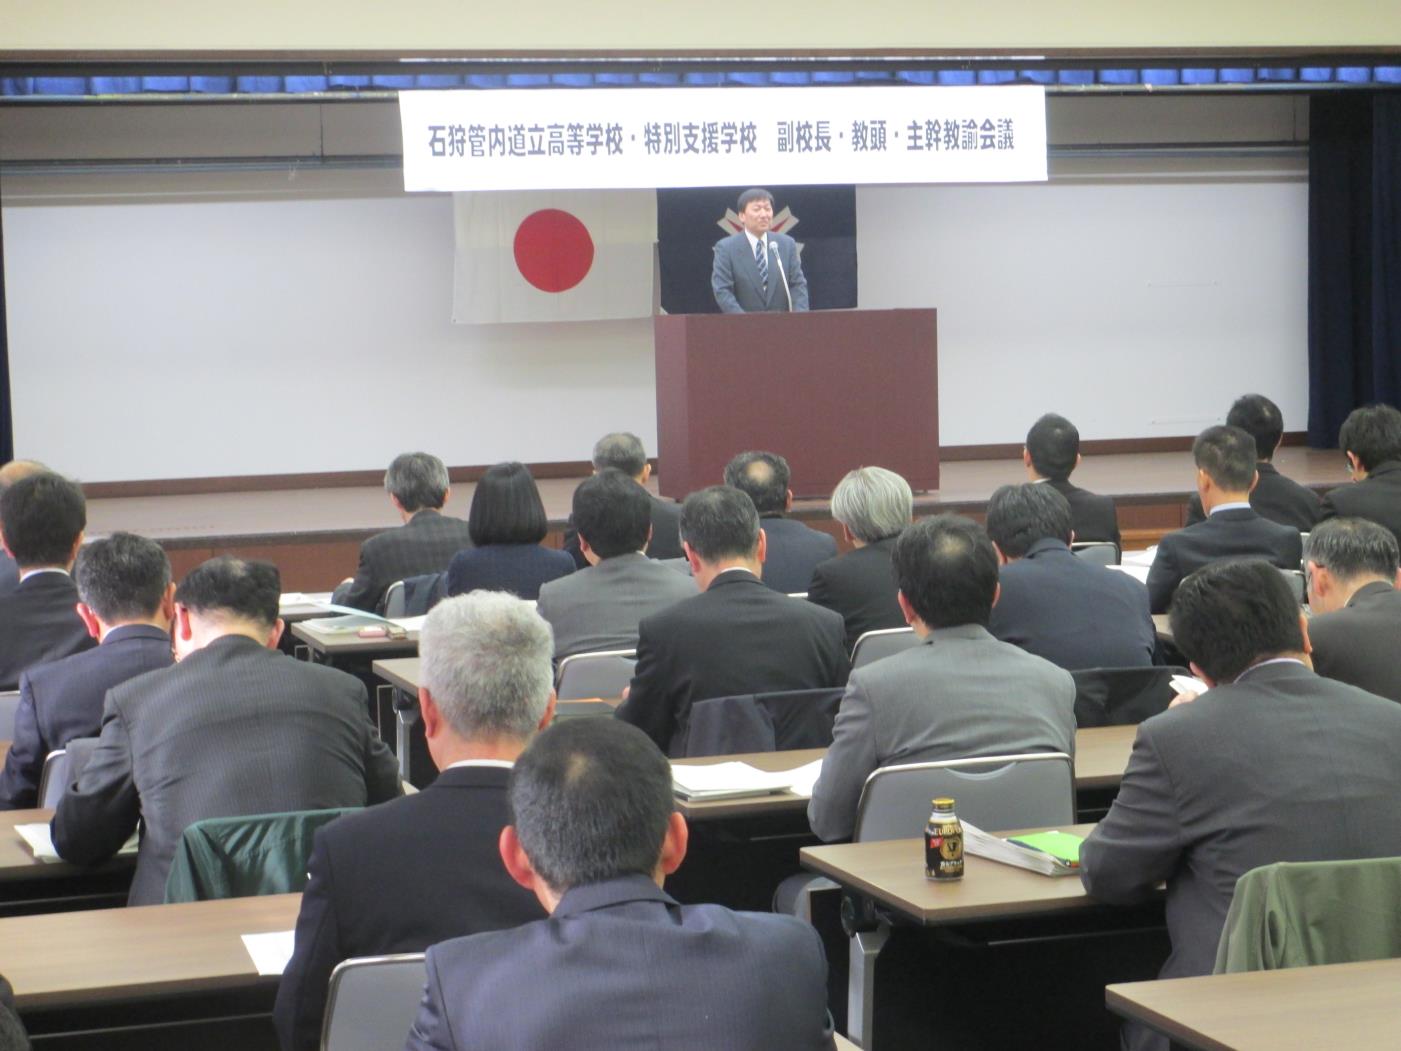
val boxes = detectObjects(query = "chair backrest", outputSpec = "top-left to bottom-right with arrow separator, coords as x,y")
399,572 -> 447,617
554,649 -> 636,700
1071,666 -> 1188,728
37,736 -> 100,807
854,753 -> 1075,842
163,807 -> 358,903
850,627 -> 919,669
1278,567 -> 1306,605
0,690 -> 20,740
1215,856 -> 1401,974
381,580 -> 407,619
682,688 -> 845,757
1070,540 -> 1121,566
322,953 -> 427,1051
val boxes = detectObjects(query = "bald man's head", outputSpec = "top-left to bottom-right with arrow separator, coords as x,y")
0,460 -> 48,491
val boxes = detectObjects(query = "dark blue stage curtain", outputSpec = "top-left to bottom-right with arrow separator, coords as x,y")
1307,93 -> 1401,447
656,185 -> 857,315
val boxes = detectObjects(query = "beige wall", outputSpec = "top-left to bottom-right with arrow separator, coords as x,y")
4,0 -> 1400,54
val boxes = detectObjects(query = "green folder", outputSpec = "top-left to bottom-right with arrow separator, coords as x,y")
1006,830 -> 1083,866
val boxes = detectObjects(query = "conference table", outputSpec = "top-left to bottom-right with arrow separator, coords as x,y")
1106,958 -> 1401,1050
800,828 -> 1167,1050
0,807 -> 134,916
289,619 -> 419,664
2,892 -> 299,1049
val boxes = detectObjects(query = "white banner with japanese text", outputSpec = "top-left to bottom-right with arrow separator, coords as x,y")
399,85 -> 1047,192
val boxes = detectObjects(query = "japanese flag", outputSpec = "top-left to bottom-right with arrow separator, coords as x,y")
452,190 -> 657,324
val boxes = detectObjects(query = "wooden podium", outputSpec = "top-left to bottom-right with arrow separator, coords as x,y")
653,309 -> 938,499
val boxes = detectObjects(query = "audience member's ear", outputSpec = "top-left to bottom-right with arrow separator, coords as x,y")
66,531 -> 85,570
1187,661 -> 1218,689
418,687 -> 442,741
840,523 -> 856,547
990,581 -> 1002,610
537,692 -> 557,731
657,811 -> 689,877
158,582 -> 177,622
682,541 -> 704,577
755,527 -> 767,565
1248,469 -> 1260,495
1297,612 -> 1314,660
784,488 -> 794,512
991,541 -> 1009,567
75,602 -> 102,641
895,590 -> 916,627
0,528 -> 10,559
265,616 -> 285,650
498,826 -> 539,892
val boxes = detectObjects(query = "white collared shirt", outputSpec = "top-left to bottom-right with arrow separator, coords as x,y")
443,759 -> 515,771
1208,501 -> 1252,516
18,566 -> 71,583
1233,657 -> 1307,683
743,229 -> 768,258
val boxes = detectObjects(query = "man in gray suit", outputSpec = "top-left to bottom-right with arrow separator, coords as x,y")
1080,559 -> 1401,1051
725,450 -> 837,594
808,515 -> 1076,842
1304,516 -> 1401,702
711,188 -> 809,313
52,556 -> 401,905
405,718 -> 835,1051
538,469 -> 695,659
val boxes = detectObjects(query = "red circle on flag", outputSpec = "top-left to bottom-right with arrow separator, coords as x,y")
513,209 -> 595,292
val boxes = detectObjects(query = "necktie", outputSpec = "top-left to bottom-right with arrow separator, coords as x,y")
755,237 -> 768,294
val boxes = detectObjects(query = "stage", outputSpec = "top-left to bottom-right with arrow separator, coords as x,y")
84,448 -> 1349,591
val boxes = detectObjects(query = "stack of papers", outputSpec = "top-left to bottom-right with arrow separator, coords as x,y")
963,822 -> 1083,877
301,610 -> 426,635
16,823 -> 138,862
1169,674 -> 1210,697
671,762 -> 801,801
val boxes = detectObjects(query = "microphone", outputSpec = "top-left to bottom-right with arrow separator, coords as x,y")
768,240 -> 794,312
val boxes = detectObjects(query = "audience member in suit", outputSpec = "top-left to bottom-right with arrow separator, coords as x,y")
807,466 -> 911,652
0,533 -> 175,810
1304,517 -> 1401,702
445,462 -> 574,601
1146,425 -> 1303,613
615,486 -> 848,756
0,472 -> 95,691
333,451 -> 473,614
808,515 -> 1076,842
724,450 -> 837,594
1184,394 -> 1322,530
52,557 -> 401,906
405,718 -> 835,1051
1024,413 -> 1121,551
1080,560 -> 1401,1051
711,187 -> 809,314
0,460 -> 48,597
537,470 -> 695,659
1319,402 -> 1401,549
986,484 -> 1155,670
562,432 -> 683,568
0,974 -> 29,1051
274,593 -> 551,1051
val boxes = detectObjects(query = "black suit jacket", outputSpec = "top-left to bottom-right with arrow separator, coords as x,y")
759,515 -> 838,594
1185,462 -> 1322,531
445,543 -> 575,601
562,491 -> 684,568
0,624 -> 173,810
615,571 -> 849,755
1320,460 -> 1401,550
0,572 -> 95,692
273,764 -> 544,1051
807,536 -> 904,653
989,539 -> 1156,670
51,635 -> 401,905
1081,662 -> 1401,987
335,510 -> 474,614
1145,508 -> 1303,613
1047,479 -> 1121,549
1307,581 -> 1401,703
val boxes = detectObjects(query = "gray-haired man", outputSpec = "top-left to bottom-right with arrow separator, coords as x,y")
1306,516 -> 1401,702
334,451 -> 474,613
274,592 -> 553,1051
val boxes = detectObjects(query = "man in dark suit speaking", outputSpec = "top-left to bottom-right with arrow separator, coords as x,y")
712,188 -> 809,313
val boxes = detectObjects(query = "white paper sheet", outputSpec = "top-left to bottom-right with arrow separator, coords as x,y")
241,930 -> 296,976
16,822 -> 137,862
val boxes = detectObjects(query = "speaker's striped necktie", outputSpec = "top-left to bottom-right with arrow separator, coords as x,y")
755,237 -> 768,294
